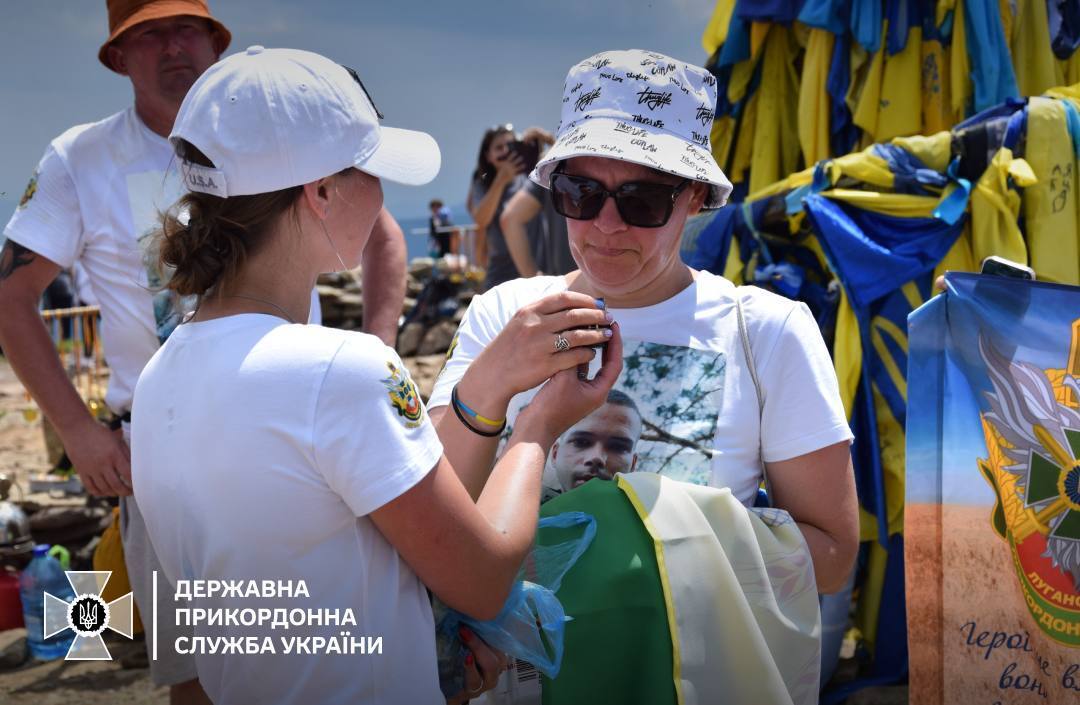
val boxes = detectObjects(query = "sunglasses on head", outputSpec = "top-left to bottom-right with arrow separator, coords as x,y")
549,170 -> 691,228
340,64 -> 383,119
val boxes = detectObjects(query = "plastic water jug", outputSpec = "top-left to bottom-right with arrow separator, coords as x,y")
19,544 -> 75,660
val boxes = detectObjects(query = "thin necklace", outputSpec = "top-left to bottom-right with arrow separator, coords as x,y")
319,219 -> 349,272
224,294 -> 298,324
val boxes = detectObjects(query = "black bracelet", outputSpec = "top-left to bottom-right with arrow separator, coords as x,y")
107,411 -> 132,431
451,386 -> 506,437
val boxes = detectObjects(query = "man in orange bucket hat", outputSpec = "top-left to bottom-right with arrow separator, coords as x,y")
98,0 -> 231,72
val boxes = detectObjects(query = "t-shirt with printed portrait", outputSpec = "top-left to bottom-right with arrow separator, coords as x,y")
430,271 -> 853,505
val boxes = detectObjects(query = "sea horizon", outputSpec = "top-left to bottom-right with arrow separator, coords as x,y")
0,198 -> 464,266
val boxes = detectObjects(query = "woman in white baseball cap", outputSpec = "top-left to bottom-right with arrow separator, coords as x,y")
429,48 -> 859,698
129,46 -> 622,704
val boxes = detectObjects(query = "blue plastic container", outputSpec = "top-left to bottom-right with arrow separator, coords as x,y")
19,544 -> 75,660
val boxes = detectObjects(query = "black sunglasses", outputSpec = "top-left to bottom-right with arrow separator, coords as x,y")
341,64 -> 383,119
549,171 -> 691,228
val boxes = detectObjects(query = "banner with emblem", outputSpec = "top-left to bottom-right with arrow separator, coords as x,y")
906,272 -> 1080,705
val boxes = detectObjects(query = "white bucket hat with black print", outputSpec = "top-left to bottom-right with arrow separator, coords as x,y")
530,49 -> 733,209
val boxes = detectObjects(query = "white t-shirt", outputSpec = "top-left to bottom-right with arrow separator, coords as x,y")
3,107 -> 321,414
5,108 -> 184,414
131,316 -> 443,704
430,271 -> 852,505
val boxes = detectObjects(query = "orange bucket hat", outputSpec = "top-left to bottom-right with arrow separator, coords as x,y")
98,0 -> 232,72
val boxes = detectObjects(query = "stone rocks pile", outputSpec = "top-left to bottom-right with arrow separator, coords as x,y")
316,269 -> 365,331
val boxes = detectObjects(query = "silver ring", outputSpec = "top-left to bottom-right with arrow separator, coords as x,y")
554,334 -> 570,352
468,676 -> 485,696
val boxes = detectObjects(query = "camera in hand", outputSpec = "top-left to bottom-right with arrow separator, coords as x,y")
505,140 -> 540,173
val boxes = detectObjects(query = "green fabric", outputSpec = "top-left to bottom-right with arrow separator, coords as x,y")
538,479 -> 676,705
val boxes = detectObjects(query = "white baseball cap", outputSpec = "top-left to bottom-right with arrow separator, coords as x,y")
531,49 -> 732,209
171,46 -> 441,197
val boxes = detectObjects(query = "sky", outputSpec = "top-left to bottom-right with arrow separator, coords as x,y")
0,0 -> 716,228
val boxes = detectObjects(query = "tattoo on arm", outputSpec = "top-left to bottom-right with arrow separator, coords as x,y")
0,240 -> 37,281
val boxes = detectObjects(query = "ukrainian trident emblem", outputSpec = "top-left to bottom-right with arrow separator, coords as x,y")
978,321 -> 1080,647
78,599 -> 99,631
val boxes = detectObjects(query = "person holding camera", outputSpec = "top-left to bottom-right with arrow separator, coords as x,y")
500,127 -> 577,279
467,125 -> 549,289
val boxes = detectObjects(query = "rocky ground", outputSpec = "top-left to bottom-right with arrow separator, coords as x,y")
0,260 -> 907,703
0,359 -> 166,704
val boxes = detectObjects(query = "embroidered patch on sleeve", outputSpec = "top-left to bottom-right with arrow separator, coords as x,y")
381,361 -> 424,428
17,172 -> 38,209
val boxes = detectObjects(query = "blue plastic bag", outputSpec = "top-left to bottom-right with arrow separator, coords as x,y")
434,512 -> 596,697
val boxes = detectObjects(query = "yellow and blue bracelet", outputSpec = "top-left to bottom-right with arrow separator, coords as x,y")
451,386 -> 506,437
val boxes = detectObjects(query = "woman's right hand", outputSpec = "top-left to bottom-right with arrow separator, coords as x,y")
519,320 -> 623,442
456,292 -> 614,416
493,151 -> 526,184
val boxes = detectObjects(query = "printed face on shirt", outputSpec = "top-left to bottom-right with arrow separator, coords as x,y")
562,156 -> 706,302
113,16 -> 220,103
495,342 -> 725,493
551,401 -> 642,491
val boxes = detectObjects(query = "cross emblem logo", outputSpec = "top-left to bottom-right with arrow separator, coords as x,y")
43,571 -> 134,660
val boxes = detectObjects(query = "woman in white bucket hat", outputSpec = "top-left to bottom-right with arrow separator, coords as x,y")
129,46 -> 622,704
430,44 -> 858,617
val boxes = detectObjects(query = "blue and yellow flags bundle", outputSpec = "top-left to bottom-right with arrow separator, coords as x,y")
701,0 -> 1080,193
906,272 -> 1080,705
538,476 -> 820,705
